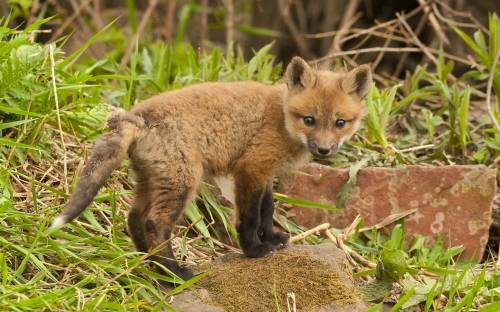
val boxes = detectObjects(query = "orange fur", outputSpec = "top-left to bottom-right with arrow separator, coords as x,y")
53,57 -> 372,282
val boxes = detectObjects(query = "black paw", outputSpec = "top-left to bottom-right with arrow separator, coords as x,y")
265,231 -> 289,249
174,266 -> 194,281
243,241 -> 275,258
158,265 -> 194,285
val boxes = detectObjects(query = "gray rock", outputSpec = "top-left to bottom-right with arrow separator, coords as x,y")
170,244 -> 368,312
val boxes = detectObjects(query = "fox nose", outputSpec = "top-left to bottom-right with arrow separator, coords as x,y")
317,147 -> 331,155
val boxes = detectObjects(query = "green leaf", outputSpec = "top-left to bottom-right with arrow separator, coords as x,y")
390,287 -> 415,312
379,248 -> 409,281
60,19 -> 116,70
24,16 -> 54,33
335,158 -> 368,208
274,193 -> 340,212
479,301 -> 500,312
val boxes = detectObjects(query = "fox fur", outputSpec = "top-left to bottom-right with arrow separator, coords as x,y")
52,56 -> 372,281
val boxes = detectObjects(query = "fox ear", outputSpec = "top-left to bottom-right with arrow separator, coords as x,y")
285,57 -> 315,90
342,65 -> 372,98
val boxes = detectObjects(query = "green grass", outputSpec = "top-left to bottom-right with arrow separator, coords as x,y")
0,10 -> 499,312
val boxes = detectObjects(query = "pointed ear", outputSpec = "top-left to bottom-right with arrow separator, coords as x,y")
285,56 -> 316,90
341,65 -> 372,98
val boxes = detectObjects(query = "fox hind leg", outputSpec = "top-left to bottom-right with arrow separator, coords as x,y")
143,163 -> 202,283
127,180 -> 149,253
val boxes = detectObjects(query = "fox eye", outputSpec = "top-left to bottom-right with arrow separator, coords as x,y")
303,116 -> 315,126
335,119 -> 346,128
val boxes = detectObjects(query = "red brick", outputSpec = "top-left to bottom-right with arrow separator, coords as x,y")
283,164 -> 497,260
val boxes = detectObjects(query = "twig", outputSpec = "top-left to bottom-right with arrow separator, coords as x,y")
396,12 -> 437,65
340,5 -> 423,44
222,0 -> 234,47
359,209 -> 417,233
310,47 -> 422,64
49,44 -> 68,193
486,52 -> 500,133
163,0 -> 176,42
372,28 -> 393,71
120,0 -> 159,66
289,223 -> 330,243
287,293 -> 297,312
433,0 -> 488,34
328,0 -> 360,56
399,144 -> 435,153
200,0 -> 208,54
27,0 -> 40,25
498,243 -> 500,267
92,0 -> 104,30
326,229 -> 377,268
344,215 -> 362,238
49,0 -> 92,41
394,7 -> 429,77
417,0 -> 449,45
278,0 -> 313,59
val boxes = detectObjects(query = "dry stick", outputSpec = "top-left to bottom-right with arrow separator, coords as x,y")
27,0 -> 40,26
339,215 -> 376,268
289,223 -> 330,243
359,209 -> 417,233
49,0 -> 92,41
350,38 -> 372,59
328,0 -> 360,56
372,28 -> 394,71
163,0 -> 176,42
222,0 -> 234,47
340,5 -> 423,44
397,12 -> 438,65
310,47 -> 422,65
324,229 -> 376,268
277,0 -> 313,59
417,0 -> 449,45
303,6 -> 421,40
344,214 -> 362,237
433,0 -> 488,33
294,0 -> 307,32
486,53 -> 500,133
394,7 -> 429,77
49,44 -> 68,194
305,28 -> 473,67
498,241 -> 500,267
287,292 -> 297,312
120,0 -> 159,66
431,3 -> 477,30
92,0 -> 104,30
200,0 -> 208,54
399,144 -> 435,153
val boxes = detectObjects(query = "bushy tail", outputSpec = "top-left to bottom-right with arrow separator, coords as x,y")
51,110 -> 144,228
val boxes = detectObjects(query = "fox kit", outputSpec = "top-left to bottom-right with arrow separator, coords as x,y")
52,57 -> 371,281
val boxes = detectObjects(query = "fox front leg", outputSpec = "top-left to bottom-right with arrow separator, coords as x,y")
258,187 -> 289,248
235,186 -> 275,258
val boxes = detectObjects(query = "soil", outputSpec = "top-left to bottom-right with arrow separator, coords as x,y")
195,246 -> 362,312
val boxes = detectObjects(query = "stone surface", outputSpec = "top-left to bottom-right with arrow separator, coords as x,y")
170,244 -> 367,312
170,289 -> 225,312
283,164 -> 497,260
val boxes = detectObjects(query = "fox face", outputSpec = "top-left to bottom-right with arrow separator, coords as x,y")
283,57 -> 372,158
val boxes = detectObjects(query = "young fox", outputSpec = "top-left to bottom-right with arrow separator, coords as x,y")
52,57 -> 372,281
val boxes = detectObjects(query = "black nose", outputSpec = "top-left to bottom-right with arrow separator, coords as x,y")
317,147 -> 330,155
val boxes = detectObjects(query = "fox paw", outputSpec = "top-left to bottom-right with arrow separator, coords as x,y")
243,241 -> 275,258
262,231 -> 289,249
